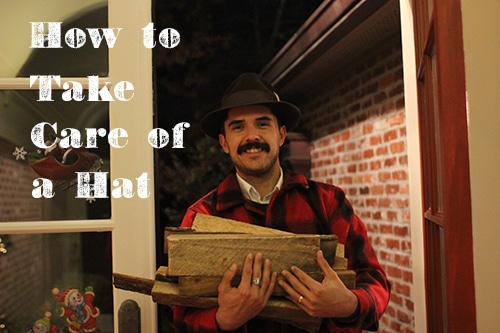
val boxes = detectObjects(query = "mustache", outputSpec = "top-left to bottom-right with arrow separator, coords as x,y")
237,141 -> 270,154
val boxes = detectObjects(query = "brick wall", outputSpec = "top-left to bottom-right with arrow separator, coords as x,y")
299,38 -> 414,333
0,155 -> 44,221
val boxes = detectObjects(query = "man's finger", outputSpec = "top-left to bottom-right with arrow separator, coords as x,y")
264,271 -> 278,299
316,250 -> 335,278
252,253 -> 263,286
218,263 -> 238,293
239,253 -> 254,287
290,265 -> 316,287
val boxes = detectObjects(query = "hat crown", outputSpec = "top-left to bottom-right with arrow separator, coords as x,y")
220,73 -> 280,109
200,72 -> 300,139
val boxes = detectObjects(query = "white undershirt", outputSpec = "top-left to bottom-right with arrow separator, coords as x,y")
236,168 -> 283,204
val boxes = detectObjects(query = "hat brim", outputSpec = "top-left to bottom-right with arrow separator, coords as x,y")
200,101 -> 301,139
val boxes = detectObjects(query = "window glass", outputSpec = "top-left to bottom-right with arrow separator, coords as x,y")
0,232 -> 113,333
0,90 -> 110,222
0,0 -> 108,78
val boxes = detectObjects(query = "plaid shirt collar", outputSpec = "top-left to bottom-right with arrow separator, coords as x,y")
236,168 -> 284,204
214,167 -> 309,212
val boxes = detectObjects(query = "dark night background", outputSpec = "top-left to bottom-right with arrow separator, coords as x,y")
153,0 -> 322,227
152,2 -> 322,330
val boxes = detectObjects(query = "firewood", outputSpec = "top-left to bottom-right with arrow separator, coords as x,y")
166,233 -> 321,277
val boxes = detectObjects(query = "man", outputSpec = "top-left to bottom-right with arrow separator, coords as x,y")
173,73 -> 390,332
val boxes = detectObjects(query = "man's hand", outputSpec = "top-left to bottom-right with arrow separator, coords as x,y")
279,250 -> 358,318
215,253 -> 277,331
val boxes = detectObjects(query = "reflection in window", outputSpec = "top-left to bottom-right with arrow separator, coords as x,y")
0,90 -> 110,222
0,0 -> 108,78
0,232 -> 113,333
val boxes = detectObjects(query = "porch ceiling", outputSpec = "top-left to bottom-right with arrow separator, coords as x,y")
261,0 -> 401,100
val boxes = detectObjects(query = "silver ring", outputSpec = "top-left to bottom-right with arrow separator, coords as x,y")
251,277 -> 261,286
298,295 -> 304,304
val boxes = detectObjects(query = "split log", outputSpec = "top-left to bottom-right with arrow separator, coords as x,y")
113,272 -> 322,333
174,269 -> 355,297
167,233 -> 322,277
192,214 -> 293,235
189,214 -> 339,266
151,280 -> 322,333
113,273 -> 155,296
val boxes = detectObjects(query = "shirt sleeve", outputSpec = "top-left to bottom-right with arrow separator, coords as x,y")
173,307 -> 219,333
174,202 -> 242,333
336,211 -> 391,330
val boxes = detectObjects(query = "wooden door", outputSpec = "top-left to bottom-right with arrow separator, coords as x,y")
412,0 -> 477,332
0,0 -> 157,332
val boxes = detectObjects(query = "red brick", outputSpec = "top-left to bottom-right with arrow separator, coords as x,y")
392,170 -> 408,180
394,281 -> 411,296
389,84 -> 404,97
370,135 -> 382,145
370,160 -> 382,170
395,253 -> 411,266
381,102 -> 396,115
351,152 -> 362,161
387,211 -> 399,221
379,73 -> 394,88
386,239 -> 400,249
394,226 -> 409,237
405,299 -> 414,312
390,141 -> 405,154
384,157 -> 397,167
386,184 -> 399,194
390,293 -> 403,306
377,146 -> 389,156
390,320 -> 403,332
380,224 -> 393,234
396,97 -> 405,109
379,198 -> 392,208
384,129 -> 398,142
364,174 -> 374,183
401,241 -> 412,252
371,184 -> 384,195
363,149 -> 374,159
379,171 -> 391,182
341,131 -> 350,141
387,265 -> 403,279
364,123 -> 374,134
397,309 -> 412,323
403,270 -> 413,283
395,198 -> 409,208
390,112 -> 405,126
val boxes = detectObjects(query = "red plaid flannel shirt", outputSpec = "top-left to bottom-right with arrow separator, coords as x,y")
173,169 -> 390,332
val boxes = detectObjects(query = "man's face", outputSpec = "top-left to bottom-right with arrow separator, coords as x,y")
219,105 -> 287,179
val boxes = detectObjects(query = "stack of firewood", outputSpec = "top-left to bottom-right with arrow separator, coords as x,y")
114,214 -> 356,332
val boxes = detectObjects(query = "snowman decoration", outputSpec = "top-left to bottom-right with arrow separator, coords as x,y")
52,286 -> 100,333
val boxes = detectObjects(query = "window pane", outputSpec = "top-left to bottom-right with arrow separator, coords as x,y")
0,90 -> 110,222
0,0 -> 108,78
0,232 -> 113,333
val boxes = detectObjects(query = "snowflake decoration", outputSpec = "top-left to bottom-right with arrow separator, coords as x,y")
86,193 -> 97,204
12,147 -> 28,160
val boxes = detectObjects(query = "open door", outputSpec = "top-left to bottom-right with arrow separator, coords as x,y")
0,0 -> 157,332
412,0 -> 477,332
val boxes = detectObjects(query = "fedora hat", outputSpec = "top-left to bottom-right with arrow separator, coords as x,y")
200,73 -> 301,139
